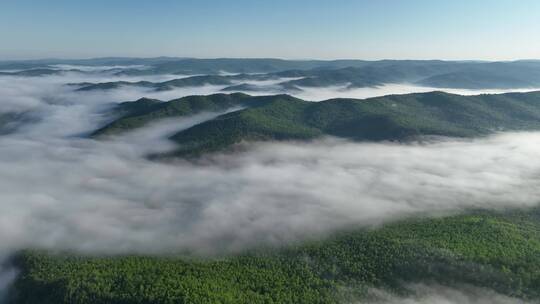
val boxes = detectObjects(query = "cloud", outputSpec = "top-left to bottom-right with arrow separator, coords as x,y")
292,83 -> 540,101
0,266 -> 17,304
0,72 -> 204,114
0,69 -> 539,257
1,130 -> 540,255
364,284 -> 535,304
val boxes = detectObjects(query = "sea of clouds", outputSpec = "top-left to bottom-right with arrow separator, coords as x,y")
0,67 -> 539,301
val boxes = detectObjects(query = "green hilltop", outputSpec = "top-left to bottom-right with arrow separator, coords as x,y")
93,91 -> 540,157
91,93 -> 269,137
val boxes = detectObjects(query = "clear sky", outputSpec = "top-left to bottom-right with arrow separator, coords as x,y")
1,0 -> 539,60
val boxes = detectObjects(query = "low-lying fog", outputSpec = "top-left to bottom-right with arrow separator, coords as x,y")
2,68 -> 540,115
3,128 -> 539,255
1,67 -> 540,253
366,284 -> 534,304
1,67 -> 539,300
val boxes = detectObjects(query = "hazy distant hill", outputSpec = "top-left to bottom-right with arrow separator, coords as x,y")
416,62 -> 540,89
72,73 -> 281,91
54,58 -> 540,90
5,58 -> 540,90
0,68 -> 67,77
75,75 -> 237,92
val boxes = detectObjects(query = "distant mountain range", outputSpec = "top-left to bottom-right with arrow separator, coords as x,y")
93,91 -> 540,157
72,74 -> 278,91
3,58 -> 540,90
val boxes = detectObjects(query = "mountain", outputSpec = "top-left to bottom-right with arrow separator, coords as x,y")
73,80 -> 154,91
0,58 -> 458,74
73,74 -> 279,92
65,60 -> 540,90
416,62 -> 540,89
91,93 -> 271,137
113,58 -> 372,75
11,208 -> 540,303
417,71 -> 533,89
75,75 -> 233,91
0,68 -> 67,77
169,91 -> 540,156
274,62 -> 469,88
221,83 -> 275,92
277,61 -> 540,89
0,57 -> 183,71
220,82 -> 302,93
93,91 -> 540,157
3,58 -> 540,90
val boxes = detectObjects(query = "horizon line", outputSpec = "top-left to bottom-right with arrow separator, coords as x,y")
1,56 -> 540,63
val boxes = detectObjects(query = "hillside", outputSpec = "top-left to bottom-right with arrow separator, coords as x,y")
92,91 -> 540,156
416,64 -> 540,89
276,62 -> 540,89
169,91 -> 540,156
91,93 -> 276,137
73,74 -> 280,92
0,68 -> 66,77
75,76 -> 233,92
10,208 -> 540,303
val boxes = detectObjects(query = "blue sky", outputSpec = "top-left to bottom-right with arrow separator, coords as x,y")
1,0 -> 539,60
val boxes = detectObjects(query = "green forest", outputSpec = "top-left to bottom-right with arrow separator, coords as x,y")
94,91 -> 540,157
9,208 -> 540,303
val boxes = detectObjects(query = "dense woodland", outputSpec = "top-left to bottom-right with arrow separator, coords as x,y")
9,208 -> 540,303
93,91 -> 540,157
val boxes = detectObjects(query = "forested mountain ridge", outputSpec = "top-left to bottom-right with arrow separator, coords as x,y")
91,93 -> 281,137
93,91 -> 540,157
